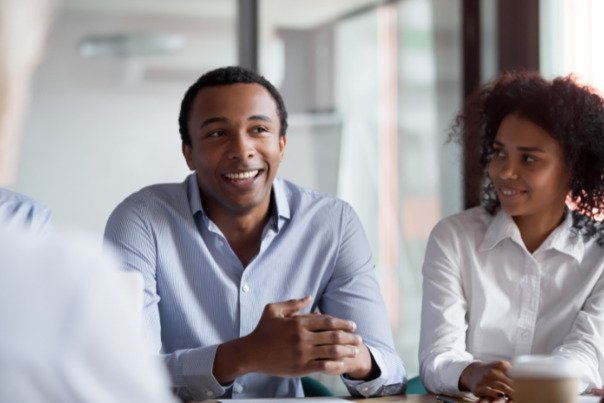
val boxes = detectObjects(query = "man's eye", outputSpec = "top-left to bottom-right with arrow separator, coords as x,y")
207,130 -> 224,138
252,126 -> 268,134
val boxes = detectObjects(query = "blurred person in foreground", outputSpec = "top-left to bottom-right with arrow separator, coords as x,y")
104,66 -> 407,400
0,187 -> 52,233
0,0 -> 177,401
0,0 -> 53,234
419,71 -> 604,402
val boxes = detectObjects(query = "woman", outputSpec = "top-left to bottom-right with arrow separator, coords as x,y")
419,71 -> 604,402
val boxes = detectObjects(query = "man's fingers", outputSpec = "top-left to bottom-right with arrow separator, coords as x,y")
307,344 -> 360,361
300,315 -> 357,332
265,296 -> 312,318
309,330 -> 362,347
307,359 -> 347,375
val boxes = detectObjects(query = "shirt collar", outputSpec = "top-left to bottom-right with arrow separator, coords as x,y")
540,209 -> 585,262
186,174 -> 292,229
271,178 -> 291,231
479,209 -> 523,252
479,207 -> 585,262
186,173 -> 204,217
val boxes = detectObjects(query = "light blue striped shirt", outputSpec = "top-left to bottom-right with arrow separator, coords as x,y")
104,174 -> 406,400
0,188 -> 51,234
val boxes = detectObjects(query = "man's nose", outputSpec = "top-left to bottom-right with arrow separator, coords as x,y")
227,133 -> 255,160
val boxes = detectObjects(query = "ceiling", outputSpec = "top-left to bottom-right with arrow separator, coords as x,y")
62,0 -> 385,28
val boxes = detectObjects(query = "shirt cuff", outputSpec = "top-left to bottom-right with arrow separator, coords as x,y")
175,344 -> 231,400
439,359 -> 477,397
341,345 -> 393,397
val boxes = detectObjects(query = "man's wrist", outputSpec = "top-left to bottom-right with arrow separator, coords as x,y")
213,337 -> 254,383
346,345 -> 379,381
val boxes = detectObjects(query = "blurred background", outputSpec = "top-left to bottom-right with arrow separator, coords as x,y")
11,0 -> 604,392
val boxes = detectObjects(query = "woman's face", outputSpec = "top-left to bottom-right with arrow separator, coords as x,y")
487,114 -> 570,221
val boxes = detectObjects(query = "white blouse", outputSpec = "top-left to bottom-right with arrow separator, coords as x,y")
419,207 -> 604,396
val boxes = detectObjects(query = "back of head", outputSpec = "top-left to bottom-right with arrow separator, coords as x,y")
178,66 -> 288,145
0,2 -> 178,401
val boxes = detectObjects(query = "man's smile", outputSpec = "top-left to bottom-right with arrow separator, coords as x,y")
223,169 -> 262,181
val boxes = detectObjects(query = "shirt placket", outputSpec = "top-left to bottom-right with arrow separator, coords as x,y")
233,222 -> 279,398
514,255 -> 540,355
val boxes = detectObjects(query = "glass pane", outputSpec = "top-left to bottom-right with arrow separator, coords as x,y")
261,0 -> 462,389
541,0 -> 604,92
14,0 -> 237,237
335,0 -> 462,381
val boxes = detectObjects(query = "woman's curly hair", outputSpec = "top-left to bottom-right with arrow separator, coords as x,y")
452,71 -> 604,245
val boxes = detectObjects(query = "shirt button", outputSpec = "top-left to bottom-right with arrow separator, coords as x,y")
521,330 -> 530,338
242,284 -> 250,293
206,390 -> 214,396
233,383 -> 243,393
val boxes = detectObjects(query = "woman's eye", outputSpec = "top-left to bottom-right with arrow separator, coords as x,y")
522,154 -> 536,164
491,148 -> 505,158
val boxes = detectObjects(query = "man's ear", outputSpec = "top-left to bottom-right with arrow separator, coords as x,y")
182,143 -> 195,170
279,134 -> 286,160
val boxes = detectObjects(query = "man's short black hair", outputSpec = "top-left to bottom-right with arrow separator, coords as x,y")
178,66 -> 288,145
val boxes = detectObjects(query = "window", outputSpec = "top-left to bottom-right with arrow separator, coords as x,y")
261,0 -> 463,387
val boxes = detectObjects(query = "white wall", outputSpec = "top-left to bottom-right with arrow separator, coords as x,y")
13,8 -> 237,240
12,5 -> 332,241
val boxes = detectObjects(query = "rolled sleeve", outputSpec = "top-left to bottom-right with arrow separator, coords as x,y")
342,344 -> 407,397
322,204 -> 406,396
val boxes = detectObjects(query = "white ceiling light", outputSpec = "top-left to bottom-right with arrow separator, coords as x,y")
78,33 -> 186,58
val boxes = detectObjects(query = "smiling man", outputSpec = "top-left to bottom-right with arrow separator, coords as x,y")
104,66 -> 406,400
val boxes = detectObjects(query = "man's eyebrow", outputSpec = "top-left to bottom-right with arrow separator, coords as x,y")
200,117 -> 227,128
248,114 -> 272,123
493,140 -> 544,152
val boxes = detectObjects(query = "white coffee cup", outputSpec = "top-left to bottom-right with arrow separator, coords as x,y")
508,355 -> 579,403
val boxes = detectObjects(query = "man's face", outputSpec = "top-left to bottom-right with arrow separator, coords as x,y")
182,83 -> 286,218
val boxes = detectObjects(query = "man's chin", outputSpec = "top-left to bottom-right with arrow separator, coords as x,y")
227,200 -> 267,215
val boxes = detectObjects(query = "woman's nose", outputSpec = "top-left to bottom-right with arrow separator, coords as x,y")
498,161 -> 518,180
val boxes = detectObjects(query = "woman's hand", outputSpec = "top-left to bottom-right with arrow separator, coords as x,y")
459,361 -> 513,402
591,387 -> 604,402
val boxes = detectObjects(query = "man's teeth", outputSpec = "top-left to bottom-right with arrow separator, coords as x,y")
224,170 -> 259,180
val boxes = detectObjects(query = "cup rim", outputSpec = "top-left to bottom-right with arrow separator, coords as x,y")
508,355 -> 578,379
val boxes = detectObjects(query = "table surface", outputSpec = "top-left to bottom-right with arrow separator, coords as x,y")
198,395 -> 464,402
350,395 -> 458,402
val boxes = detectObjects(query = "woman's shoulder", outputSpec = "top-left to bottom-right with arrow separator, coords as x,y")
432,206 -> 494,238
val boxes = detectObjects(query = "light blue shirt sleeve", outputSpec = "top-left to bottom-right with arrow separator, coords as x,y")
104,176 -> 406,400
0,188 -> 51,234
321,203 -> 407,397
